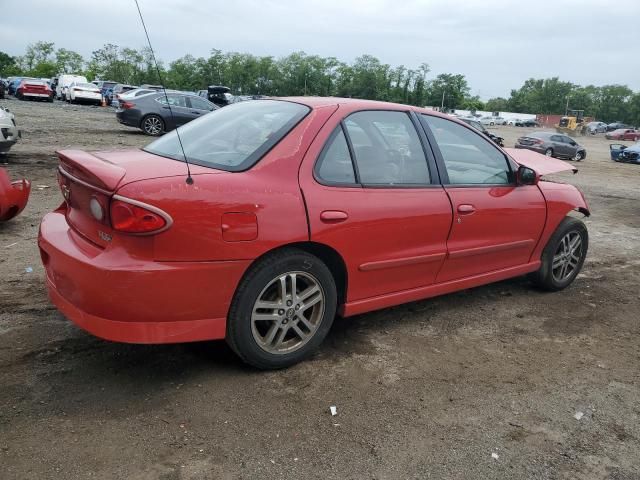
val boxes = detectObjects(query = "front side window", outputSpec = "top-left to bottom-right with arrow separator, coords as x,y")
422,115 -> 511,185
344,111 -> 430,185
145,100 -> 310,171
189,97 -> 216,111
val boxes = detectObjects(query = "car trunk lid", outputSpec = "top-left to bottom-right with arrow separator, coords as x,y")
505,147 -> 578,175
57,149 -> 220,247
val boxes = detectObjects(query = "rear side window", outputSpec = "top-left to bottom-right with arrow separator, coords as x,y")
157,95 -> 187,107
315,128 -> 356,185
145,100 -> 310,172
189,97 -> 216,111
422,115 -> 512,185
344,111 -> 430,185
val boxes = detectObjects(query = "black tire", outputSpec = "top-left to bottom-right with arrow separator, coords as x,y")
141,114 -> 165,136
574,151 -> 584,162
529,216 -> 588,291
226,248 -> 337,369
544,148 -> 554,157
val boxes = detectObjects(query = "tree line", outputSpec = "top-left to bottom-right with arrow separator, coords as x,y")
1,41 -> 639,125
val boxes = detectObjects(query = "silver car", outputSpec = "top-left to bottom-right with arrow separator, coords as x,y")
0,106 -> 20,154
514,131 -> 586,161
586,121 -> 607,134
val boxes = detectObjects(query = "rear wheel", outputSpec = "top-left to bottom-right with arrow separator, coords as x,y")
226,249 -> 337,369
141,115 -> 164,136
545,148 -> 554,157
529,217 -> 588,291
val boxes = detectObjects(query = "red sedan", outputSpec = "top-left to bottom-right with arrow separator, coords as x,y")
605,128 -> 640,141
0,168 -> 31,221
39,98 -> 590,369
17,79 -> 54,102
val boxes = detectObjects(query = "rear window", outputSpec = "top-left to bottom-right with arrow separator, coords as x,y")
144,100 -> 310,172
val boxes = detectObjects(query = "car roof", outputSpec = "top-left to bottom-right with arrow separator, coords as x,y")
278,96 -> 457,119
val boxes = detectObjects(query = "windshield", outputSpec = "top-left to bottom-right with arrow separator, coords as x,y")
144,100 -> 310,171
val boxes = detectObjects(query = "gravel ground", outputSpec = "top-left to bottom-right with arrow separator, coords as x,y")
1,98 -> 639,480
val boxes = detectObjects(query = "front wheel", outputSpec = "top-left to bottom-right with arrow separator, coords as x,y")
141,115 -> 165,136
529,217 -> 588,291
226,249 -> 337,369
545,148 -> 554,157
574,151 -> 584,161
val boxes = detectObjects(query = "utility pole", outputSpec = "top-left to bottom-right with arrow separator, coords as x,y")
441,90 -> 445,111
565,97 -> 569,116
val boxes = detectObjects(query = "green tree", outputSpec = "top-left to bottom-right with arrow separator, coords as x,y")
485,97 -> 509,112
425,73 -> 470,110
55,48 -> 84,74
0,51 -> 18,76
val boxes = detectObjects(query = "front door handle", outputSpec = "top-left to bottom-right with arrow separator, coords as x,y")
191,111 -> 200,115
457,204 -> 476,215
320,210 -> 349,223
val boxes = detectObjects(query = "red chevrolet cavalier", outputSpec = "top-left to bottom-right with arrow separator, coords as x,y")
39,98 -> 590,368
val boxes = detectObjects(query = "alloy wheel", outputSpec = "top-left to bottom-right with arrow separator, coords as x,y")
574,152 -> 583,161
551,231 -> 583,283
545,149 -> 553,156
251,271 -> 325,355
143,117 -> 162,135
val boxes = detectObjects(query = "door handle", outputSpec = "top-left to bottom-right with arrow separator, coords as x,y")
457,204 -> 476,215
191,111 -> 200,114
320,210 -> 349,223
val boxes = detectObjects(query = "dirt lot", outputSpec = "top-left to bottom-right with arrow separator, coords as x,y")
1,98 -> 639,480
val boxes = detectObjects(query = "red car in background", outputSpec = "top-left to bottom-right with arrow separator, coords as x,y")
605,128 -> 640,141
0,168 -> 31,221
17,79 -> 54,102
39,98 -> 590,369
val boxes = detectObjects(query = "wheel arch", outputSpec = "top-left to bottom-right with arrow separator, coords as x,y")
241,241 -> 348,308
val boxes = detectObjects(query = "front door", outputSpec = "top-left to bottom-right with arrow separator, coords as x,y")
299,108 -> 453,302
420,114 -> 546,283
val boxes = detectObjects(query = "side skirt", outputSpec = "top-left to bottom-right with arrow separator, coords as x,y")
341,261 -> 541,317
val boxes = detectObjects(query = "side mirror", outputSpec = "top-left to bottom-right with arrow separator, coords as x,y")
517,166 -> 538,186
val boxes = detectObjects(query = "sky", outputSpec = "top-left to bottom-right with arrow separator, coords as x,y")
1,0 -> 639,99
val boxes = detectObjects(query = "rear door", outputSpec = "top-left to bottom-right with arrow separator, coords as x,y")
299,107 -> 453,303
158,95 -> 192,127
550,135 -> 569,156
420,114 -> 546,283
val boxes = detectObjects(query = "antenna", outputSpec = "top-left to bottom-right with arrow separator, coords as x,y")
133,0 -> 194,185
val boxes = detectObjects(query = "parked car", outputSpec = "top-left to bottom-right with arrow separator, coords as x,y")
56,74 -> 88,101
106,84 -> 137,107
606,122 -> 630,132
586,121 -> 607,134
116,92 -> 217,135
92,80 -> 118,98
0,79 -> 5,99
206,85 -> 232,107
0,167 -> 30,222
140,84 -> 164,91
480,116 -> 499,126
119,88 -> 161,100
0,106 -> 21,153
521,119 -> 540,127
507,118 -> 522,126
67,82 -> 102,105
459,117 -> 504,146
39,98 -> 590,369
16,79 -> 54,102
8,77 -> 29,96
515,132 -> 586,161
605,128 -> 640,141
610,143 -> 640,164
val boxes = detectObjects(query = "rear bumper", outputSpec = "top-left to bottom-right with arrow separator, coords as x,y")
116,109 -> 141,128
38,210 -> 250,343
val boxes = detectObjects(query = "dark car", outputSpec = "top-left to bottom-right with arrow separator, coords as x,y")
116,92 -> 218,136
460,117 -> 504,147
0,80 -> 5,99
606,122 -> 630,132
522,119 -> 540,127
515,132 -> 586,161
610,143 -> 640,164
106,84 -> 137,107
207,85 -> 232,107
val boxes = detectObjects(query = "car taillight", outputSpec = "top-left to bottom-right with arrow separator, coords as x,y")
121,101 -> 135,109
110,199 -> 170,234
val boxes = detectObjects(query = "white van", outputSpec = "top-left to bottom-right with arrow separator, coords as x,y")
56,74 -> 88,101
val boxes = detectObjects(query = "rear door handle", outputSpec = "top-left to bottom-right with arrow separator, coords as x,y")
457,204 -> 476,215
191,111 -> 200,114
320,210 -> 349,223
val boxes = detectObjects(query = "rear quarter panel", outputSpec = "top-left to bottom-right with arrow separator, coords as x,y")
114,104 -> 339,262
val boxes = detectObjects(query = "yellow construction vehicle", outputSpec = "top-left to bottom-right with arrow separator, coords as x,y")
555,110 -> 587,136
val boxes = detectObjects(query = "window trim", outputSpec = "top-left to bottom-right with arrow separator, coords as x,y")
327,109 -> 439,189
418,113 -> 517,188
